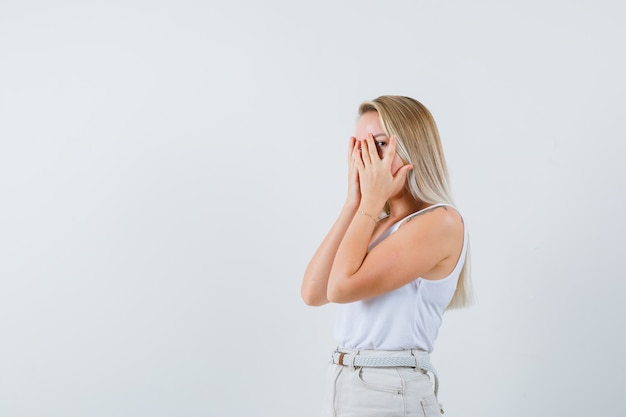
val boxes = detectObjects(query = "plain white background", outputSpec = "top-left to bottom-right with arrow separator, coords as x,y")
1,1 -> 625,416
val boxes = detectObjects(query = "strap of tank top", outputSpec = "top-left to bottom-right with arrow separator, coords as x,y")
367,203 -> 456,251
390,203 -> 455,233
407,203 -> 467,277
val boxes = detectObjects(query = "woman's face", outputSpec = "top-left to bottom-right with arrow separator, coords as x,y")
355,111 -> 404,174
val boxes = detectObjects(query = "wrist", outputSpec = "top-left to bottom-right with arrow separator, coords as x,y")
343,199 -> 360,213
358,200 -> 386,221
356,209 -> 380,223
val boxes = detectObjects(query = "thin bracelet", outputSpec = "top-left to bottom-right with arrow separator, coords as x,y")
357,210 -> 379,223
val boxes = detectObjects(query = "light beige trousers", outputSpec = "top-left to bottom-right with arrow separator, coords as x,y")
320,348 -> 442,417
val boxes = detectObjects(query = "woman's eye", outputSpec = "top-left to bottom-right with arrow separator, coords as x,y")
374,142 -> 386,158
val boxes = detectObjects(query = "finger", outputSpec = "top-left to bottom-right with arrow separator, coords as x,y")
352,144 -> 365,169
383,135 -> 398,168
348,136 -> 356,162
392,164 -> 413,187
366,133 -> 380,162
355,155 -> 365,176
360,138 -> 372,166
351,138 -> 360,158
349,138 -> 361,168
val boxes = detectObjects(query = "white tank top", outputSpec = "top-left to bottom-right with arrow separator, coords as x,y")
333,204 -> 467,352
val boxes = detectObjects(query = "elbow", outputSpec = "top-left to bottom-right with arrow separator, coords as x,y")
326,271 -> 355,304
326,284 -> 350,304
301,288 -> 329,307
326,291 -> 340,304
326,266 -> 358,303
327,272 -> 356,304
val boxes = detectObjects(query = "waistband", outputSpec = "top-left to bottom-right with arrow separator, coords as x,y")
331,347 -> 440,396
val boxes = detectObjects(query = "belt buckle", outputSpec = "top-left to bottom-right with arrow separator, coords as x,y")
337,352 -> 346,366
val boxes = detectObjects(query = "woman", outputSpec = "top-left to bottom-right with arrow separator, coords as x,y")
301,95 -> 472,417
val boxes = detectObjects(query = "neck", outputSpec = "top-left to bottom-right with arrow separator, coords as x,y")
385,191 -> 427,223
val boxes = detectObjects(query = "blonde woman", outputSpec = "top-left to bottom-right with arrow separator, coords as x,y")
302,96 -> 471,417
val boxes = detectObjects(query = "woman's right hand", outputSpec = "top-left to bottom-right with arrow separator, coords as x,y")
346,136 -> 361,207
302,136 -> 363,306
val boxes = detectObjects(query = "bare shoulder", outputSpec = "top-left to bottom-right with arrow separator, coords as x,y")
401,204 -> 464,233
397,205 -> 464,279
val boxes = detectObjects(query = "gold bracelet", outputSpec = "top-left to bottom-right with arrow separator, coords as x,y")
357,210 -> 379,223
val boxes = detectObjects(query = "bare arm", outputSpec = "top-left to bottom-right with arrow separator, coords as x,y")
327,206 -> 463,303
301,202 -> 358,306
326,136 -> 462,303
301,137 -> 361,306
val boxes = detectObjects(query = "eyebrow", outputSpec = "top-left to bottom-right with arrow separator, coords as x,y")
372,133 -> 388,139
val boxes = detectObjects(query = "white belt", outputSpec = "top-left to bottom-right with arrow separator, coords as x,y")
331,350 -> 440,396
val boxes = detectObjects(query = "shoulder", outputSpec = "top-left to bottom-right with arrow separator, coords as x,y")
395,204 -> 464,255
399,205 -> 465,279
402,204 -> 463,233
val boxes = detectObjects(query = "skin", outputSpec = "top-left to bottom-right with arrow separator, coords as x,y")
301,111 -> 464,306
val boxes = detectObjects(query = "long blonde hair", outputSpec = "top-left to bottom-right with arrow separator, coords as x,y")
359,95 -> 473,309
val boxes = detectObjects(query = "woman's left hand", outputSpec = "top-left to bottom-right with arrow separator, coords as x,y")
354,134 -> 413,213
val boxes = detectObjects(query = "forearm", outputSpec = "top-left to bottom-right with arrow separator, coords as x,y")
327,201 -> 383,302
301,202 -> 358,306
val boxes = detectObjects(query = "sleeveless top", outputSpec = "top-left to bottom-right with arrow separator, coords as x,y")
333,204 -> 467,352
